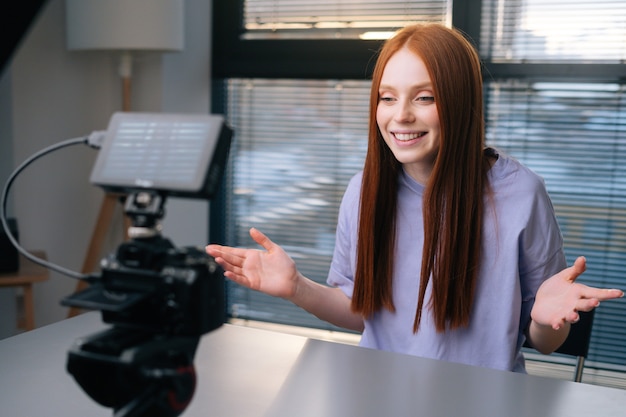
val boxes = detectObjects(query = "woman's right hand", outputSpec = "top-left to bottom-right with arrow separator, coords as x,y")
206,227 -> 300,299
208,227 -> 365,332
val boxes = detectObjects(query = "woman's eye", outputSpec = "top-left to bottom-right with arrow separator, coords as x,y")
416,96 -> 435,103
379,96 -> 395,103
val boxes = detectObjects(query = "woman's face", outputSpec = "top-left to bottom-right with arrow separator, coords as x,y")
376,47 -> 440,184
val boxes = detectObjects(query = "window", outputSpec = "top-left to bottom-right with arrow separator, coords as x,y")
212,0 -> 626,370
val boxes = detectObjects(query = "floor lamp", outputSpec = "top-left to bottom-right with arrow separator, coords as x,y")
65,0 -> 184,317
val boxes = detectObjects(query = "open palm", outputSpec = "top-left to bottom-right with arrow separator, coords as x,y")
206,228 -> 299,299
532,256 -> 624,330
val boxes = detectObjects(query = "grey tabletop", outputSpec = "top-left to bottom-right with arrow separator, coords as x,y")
1,312 -> 625,417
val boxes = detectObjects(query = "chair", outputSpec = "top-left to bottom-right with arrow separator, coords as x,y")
524,309 -> 595,382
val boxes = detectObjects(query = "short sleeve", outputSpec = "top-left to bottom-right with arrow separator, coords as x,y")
326,172 -> 363,299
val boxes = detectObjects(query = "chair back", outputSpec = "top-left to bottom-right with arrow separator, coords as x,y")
554,309 -> 595,358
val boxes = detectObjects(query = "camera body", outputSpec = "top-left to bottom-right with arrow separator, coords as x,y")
64,237 -> 225,337
102,242 -> 224,336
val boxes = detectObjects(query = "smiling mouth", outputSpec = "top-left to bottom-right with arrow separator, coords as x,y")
393,132 -> 426,141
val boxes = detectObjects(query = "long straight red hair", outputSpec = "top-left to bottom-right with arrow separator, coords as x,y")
351,23 -> 490,332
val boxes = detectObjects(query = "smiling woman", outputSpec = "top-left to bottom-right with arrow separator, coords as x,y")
212,0 -> 626,374
208,21 -> 625,375
375,48 -> 440,184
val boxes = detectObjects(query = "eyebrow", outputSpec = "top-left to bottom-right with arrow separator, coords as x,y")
378,82 -> 433,91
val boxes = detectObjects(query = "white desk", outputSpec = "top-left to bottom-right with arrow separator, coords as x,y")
1,312 -> 625,417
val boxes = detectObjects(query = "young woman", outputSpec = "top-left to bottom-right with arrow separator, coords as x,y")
206,23 -> 623,372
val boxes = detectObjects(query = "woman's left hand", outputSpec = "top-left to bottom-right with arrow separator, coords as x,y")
531,256 -> 624,330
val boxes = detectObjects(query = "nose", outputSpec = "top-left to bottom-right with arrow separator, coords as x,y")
394,100 -> 415,123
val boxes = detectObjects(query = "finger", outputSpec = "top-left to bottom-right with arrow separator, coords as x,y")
206,244 -> 239,258
573,256 -> 587,273
573,298 -> 600,313
205,244 -> 223,257
207,250 -> 243,274
552,317 -> 566,331
598,288 -> 625,300
578,285 -> 624,302
206,244 -> 250,263
565,310 -> 580,324
223,270 -> 252,288
250,227 -> 276,251
211,256 -> 234,274
565,256 -> 587,283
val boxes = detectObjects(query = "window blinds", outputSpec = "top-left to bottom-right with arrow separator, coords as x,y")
481,0 -> 626,62
224,79 -> 370,330
243,0 -> 450,39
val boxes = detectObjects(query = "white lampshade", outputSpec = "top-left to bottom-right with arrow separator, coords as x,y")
65,0 -> 184,52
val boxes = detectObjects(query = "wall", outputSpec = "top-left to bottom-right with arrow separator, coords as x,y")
0,0 -> 212,337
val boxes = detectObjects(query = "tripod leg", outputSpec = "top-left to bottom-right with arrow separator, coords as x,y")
113,384 -> 159,417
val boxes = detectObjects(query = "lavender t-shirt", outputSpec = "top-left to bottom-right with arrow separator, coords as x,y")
327,151 -> 566,372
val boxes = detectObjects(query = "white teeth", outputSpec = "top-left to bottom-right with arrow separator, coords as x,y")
394,132 -> 424,141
